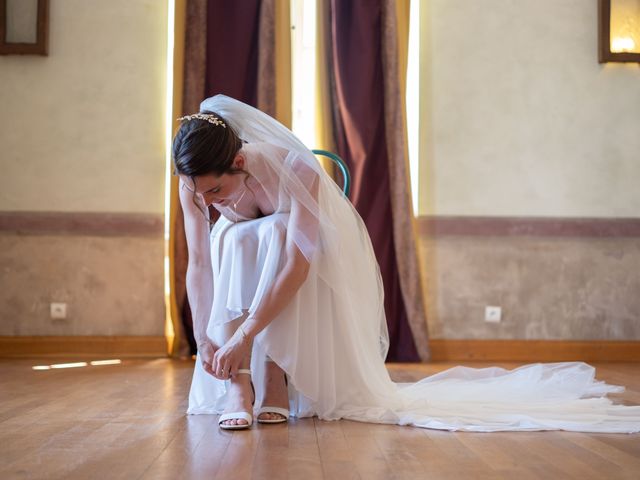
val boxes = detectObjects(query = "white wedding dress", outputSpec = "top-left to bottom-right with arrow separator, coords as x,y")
186,96 -> 640,433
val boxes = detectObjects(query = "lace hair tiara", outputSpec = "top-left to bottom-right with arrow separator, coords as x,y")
177,113 -> 226,128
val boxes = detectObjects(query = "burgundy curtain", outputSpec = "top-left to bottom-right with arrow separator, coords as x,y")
205,1 -> 261,106
177,0 -> 421,361
177,0 -> 265,355
328,0 -> 419,361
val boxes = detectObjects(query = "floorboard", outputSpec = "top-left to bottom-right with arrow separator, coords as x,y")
0,357 -> 638,480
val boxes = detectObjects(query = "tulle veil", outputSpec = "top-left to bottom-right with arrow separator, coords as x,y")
187,95 -> 640,434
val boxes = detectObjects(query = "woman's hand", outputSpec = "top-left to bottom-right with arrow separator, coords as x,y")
211,328 -> 251,379
197,339 -> 218,377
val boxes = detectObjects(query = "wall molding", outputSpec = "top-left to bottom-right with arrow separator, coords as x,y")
1,337 -> 638,362
4,213 -> 638,238
417,215 -> 640,237
0,336 -> 167,357
428,339 -> 640,362
0,211 -> 163,236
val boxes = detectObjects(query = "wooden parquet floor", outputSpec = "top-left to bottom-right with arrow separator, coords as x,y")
0,358 -> 638,480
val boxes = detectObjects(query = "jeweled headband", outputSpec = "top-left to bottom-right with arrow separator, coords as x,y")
177,113 -> 226,128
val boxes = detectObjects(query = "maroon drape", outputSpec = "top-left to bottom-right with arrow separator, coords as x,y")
205,0 -> 261,105
180,0 -> 418,361
204,0 -> 262,222
329,0 -> 419,361
179,0 -> 263,355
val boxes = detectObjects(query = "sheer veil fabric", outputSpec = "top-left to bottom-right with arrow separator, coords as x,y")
186,95 -> 640,433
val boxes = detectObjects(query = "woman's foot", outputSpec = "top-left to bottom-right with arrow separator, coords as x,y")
257,361 -> 289,422
220,372 -> 254,428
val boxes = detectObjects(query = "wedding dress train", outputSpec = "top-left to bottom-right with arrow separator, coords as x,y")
187,212 -> 640,433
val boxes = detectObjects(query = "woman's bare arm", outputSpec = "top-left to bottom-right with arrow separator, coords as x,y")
179,180 -> 215,349
241,239 -> 311,338
211,156 -> 320,376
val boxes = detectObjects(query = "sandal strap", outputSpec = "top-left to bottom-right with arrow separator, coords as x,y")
257,406 -> 290,418
219,411 -> 253,425
236,368 -> 251,375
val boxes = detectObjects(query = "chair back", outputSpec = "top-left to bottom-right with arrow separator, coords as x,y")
312,149 -> 351,197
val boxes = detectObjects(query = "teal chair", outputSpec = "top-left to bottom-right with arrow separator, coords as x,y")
312,149 -> 351,197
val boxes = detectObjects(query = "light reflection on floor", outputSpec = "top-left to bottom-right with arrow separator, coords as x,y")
32,359 -> 122,370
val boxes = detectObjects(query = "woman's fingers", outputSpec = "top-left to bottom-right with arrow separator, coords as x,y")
213,351 -> 227,379
209,343 -> 245,379
199,341 -> 234,380
211,352 -> 221,378
200,348 -> 216,377
200,341 -> 219,378
223,361 -> 234,378
222,356 -> 236,378
203,361 -> 215,377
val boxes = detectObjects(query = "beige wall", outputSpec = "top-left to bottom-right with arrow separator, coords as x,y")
418,0 -> 640,217
0,1 -> 168,339
415,1 -> 640,343
2,0 -> 637,346
419,234 -> 640,340
0,234 -> 164,336
0,0 -> 168,214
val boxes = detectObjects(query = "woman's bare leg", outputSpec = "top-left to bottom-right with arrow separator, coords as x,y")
218,316 -> 254,426
257,357 -> 289,421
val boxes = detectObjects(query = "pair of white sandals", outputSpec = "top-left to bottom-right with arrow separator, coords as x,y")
218,368 -> 290,430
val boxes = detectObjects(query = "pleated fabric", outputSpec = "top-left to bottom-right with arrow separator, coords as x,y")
187,209 -> 640,433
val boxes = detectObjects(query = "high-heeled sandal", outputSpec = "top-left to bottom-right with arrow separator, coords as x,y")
219,368 -> 255,431
257,372 -> 290,424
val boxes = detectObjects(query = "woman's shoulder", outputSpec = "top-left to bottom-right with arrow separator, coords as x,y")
243,141 -> 291,158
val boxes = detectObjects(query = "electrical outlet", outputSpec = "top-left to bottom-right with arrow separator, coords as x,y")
485,306 -> 501,323
50,303 -> 67,319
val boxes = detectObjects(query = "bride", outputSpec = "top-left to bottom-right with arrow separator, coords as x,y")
174,95 -> 640,433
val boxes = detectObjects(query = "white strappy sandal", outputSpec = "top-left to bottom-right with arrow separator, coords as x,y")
256,406 -> 290,424
219,368 -> 255,431
257,371 -> 290,424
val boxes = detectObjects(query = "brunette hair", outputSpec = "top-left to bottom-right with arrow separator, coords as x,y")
172,110 -> 243,177
172,110 -> 247,220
